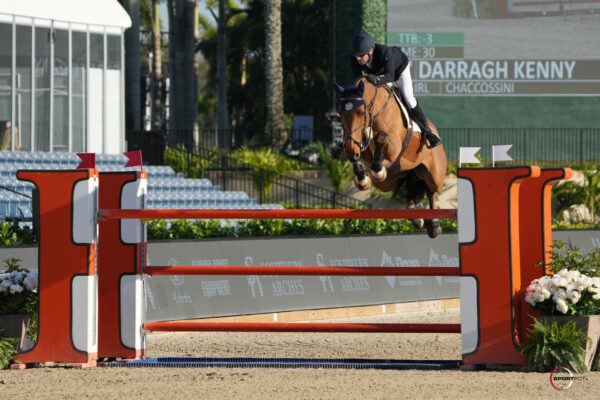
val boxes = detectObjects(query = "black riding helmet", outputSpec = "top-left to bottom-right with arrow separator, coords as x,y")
350,32 -> 375,57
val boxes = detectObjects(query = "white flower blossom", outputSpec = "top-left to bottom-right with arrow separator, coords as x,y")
552,288 -> 567,301
525,293 -> 536,306
555,298 -> 569,314
9,284 -> 23,294
557,269 -> 569,277
566,270 -> 580,281
24,271 -> 38,291
552,275 -> 568,288
540,288 -> 551,300
566,290 -> 581,304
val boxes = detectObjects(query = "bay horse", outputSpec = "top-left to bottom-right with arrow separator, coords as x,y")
333,77 -> 447,238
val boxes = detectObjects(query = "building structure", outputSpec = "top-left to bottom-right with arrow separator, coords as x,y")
0,0 -> 131,153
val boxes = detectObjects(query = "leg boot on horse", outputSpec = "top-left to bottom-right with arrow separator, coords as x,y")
370,132 -> 388,183
352,160 -> 371,190
411,103 -> 442,149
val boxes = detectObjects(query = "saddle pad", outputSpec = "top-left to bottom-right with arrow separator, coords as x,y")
389,85 -> 422,134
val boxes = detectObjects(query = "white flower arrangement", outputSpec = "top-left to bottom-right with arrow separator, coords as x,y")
0,269 -> 38,295
0,259 -> 38,316
525,269 -> 600,316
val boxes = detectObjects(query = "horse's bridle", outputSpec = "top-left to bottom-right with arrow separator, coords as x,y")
342,83 -> 393,156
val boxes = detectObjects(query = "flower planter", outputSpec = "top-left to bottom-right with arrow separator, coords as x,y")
540,315 -> 600,371
0,314 -> 30,352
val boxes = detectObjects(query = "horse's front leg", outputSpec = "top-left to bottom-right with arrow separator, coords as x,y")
352,160 -> 371,190
370,132 -> 388,183
345,140 -> 371,191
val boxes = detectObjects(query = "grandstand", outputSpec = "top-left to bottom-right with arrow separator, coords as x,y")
0,151 -> 279,224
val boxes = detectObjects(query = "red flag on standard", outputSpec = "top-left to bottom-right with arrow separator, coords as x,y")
123,150 -> 143,170
76,153 -> 96,169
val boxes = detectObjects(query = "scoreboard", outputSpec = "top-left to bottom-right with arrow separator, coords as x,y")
387,31 -> 600,96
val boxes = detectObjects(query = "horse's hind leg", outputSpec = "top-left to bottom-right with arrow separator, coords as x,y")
406,171 -> 426,230
424,190 -> 442,238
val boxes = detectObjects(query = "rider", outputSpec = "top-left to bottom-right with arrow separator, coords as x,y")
349,32 -> 442,148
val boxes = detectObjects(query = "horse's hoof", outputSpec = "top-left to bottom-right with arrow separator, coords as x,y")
425,219 -> 442,238
370,167 -> 387,183
410,219 -> 424,229
354,175 -> 371,191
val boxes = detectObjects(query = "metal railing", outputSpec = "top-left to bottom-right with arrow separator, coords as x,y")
158,127 -> 600,167
127,126 -> 600,208
197,149 -> 369,209
441,127 -> 600,166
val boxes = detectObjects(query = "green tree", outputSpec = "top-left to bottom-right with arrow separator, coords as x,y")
197,0 -> 331,147
552,167 -> 600,223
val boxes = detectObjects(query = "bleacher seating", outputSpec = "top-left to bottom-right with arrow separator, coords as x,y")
0,151 -> 282,223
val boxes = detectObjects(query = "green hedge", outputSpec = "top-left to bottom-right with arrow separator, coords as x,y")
147,217 -> 458,240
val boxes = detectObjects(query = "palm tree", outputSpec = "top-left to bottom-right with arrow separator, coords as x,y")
150,0 -> 164,131
167,0 -> 198,139
263,0 -> 286,147
120,0 -> 142,132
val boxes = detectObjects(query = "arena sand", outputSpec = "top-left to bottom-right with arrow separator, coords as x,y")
1,310 -> 598,399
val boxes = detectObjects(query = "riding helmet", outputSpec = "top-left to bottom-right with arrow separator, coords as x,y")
350,32 -> 375,56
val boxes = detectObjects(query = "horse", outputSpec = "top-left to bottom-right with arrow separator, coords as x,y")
333,77 -> 447,238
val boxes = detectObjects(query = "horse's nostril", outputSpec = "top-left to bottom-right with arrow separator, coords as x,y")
353,153 -> 360,161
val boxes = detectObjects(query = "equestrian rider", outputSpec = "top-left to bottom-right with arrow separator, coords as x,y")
349,32 -> 442,148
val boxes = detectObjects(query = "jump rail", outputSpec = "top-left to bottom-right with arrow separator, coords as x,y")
143,321 -> 462,334
97,208 -> 457,220
145,266 -> 460,276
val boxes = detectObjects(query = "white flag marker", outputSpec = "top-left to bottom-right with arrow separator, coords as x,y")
459,147 -> 481,167
492,145 -> 513,167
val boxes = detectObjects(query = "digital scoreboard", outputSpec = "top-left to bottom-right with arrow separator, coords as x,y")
387,32 -> 600,96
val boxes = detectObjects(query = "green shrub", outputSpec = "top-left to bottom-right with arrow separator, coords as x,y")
164,143 -> 220,178
231,147 -> 301,198
146,216 -> 457,240
521,318 -> 588,373
538,239 -> 600,278
0,332 -> 18,369
552,167 -> 600,223
0,222 -> 36,246
302,142 -> 353,193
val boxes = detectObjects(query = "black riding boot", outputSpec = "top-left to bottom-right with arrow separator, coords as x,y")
411,103 -> 442,148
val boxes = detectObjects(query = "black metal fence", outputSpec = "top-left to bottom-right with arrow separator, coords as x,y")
441,128 -> 600,166
148,135 -> 368,209
157,127 -> 600,167
127,126 -> 600,207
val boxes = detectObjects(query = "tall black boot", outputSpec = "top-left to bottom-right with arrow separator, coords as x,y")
411,103 -> 442,148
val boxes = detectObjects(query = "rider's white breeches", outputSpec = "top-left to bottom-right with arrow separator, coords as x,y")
394,66 -> 417,109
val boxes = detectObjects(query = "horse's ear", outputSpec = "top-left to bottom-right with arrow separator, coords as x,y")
357,80 -> 365,95
332,82 -> 345,95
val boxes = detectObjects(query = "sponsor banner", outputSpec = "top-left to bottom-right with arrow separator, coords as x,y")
144,234 -> 461,321
4,231 -> 598,322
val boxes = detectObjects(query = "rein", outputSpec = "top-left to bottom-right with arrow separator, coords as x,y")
342,83 -> 393,154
